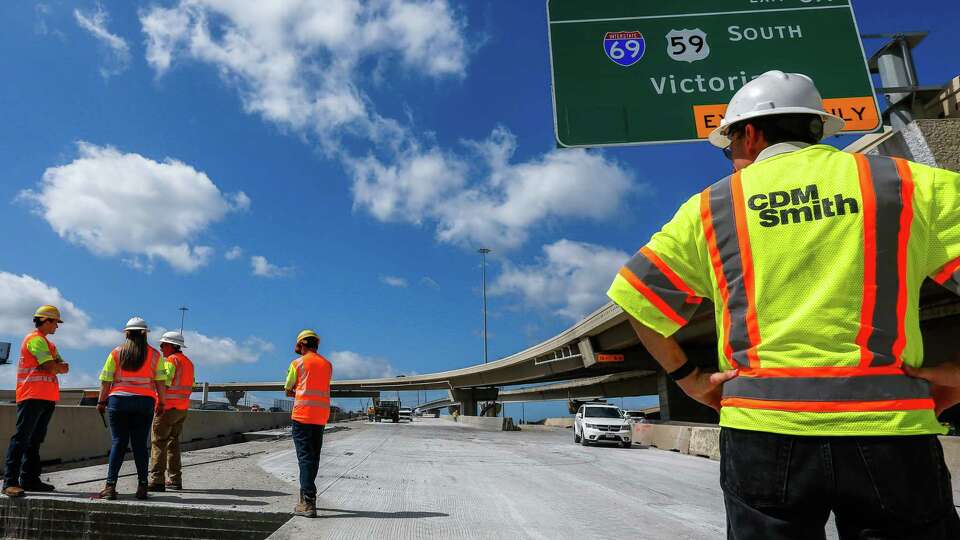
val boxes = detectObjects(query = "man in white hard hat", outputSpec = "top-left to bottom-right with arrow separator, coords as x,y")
3,305 -> 70,497
607,70 -> 960,538
147,331 -> 195,492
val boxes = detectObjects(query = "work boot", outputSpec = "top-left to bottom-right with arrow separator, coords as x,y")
96,484 -> 117,500
146,483 -> 165,492
2,485 -> 25,498
135,483 -> 148,500
20,479 -> 55,492
165,481 -> 182,490
293,493 -> 317,518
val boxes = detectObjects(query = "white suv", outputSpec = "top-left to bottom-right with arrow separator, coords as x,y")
574,404 -> 632,448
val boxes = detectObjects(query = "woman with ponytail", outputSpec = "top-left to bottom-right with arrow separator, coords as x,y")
94,317 -> 167,500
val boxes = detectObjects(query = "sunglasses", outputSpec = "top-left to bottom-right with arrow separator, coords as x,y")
721,128 -> 742,161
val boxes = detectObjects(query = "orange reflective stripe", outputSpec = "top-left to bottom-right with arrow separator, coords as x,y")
296,400 -> 330,408
638,247 -> 701,304
701,187 -> 735,366
737,366 -> 906,378
721,397 -> 934,413
855,153 -> 877,367
730,172 -> 761,368
617,267 -> 688,326
933,256 -> 960,285
892,158 -> 915,368
297,390 -> 329,397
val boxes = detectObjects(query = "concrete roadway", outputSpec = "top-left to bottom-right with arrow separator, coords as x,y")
266,418 -> 728,539
33,419 -> 841,539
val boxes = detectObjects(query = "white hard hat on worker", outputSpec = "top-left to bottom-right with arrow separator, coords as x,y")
708,70 -> 845,148
159,331 -> 187,348
123,316 -> 149,332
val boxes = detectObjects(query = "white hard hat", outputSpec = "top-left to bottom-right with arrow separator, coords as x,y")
124,316 -> 149,332
159,331 -> 187,348
708,70 -> 845,148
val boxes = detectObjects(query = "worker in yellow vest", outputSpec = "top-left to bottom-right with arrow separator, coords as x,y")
148,331 -> 194,492
607,71 -> 960,538
2,305 -> 69,497
284,329 -> 332,518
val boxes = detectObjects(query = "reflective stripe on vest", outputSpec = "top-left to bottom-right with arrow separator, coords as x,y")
702,172 -> 761,369
17,331 -> 60,402
291,353 -> 332,425
617,247 -> 702,326
711,155 -> 933,413
110,346 -> 160,398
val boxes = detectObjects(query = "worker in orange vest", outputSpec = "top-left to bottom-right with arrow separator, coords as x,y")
284,329 -> 332,518
2,305 -> 70,498
148,331 -> 194,492
95,317 -> 168,500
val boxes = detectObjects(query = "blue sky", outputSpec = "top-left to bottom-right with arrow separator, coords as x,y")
0,1 -> 956,418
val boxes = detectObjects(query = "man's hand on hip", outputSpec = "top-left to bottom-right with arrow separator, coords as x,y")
677,369 -> 740,411
904,361 -> 960,415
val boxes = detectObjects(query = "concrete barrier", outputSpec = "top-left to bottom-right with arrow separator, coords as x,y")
635,424 -> 960,481
632,423 -> 692,453
455,415 -> 510,431
543,417 -> 574,428
0,404 -> 290,469
688,427 -> 721,460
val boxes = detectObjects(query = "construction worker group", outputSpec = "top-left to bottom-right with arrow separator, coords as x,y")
1,305 -> 331,518
4,70 -> 960,534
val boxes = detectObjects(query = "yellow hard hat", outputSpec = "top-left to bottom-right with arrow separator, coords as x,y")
296,329 -> 319,343
34,305 -> 63,323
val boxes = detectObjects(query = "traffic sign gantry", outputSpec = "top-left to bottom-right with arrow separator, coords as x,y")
547,0 -> 881,147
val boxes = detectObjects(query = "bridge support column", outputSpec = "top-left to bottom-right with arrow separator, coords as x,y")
225,390 -> 245,407
657,370 -> 718,423
451,387 -> 499,417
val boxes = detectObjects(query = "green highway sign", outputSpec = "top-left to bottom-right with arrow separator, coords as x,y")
547,0 -> 881,147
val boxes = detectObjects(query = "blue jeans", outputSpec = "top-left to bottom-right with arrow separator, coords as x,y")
3,399 -> 56,486
106,395 -> 154,485
291,420 -> 325,499
721,427 -> 960,539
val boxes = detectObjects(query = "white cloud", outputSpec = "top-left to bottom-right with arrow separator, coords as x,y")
19,142 -> 249,273
251,255 -> 293,278
491,240 -> 629,320
0,271 -> 119,350
225,246 -> 243,260
154,327 -> 274,366
139,3 -> 638,252
74,4 -> 131,78
140,0 -> 467,148
350,127 -> 636,249
420,276 -> 439,289
329,350 -> 399,379
380,275 -> 408,288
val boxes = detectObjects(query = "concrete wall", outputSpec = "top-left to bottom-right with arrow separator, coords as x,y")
455,415 -> 510,431
634,423 -> 960,478
543,417 -> 574,428
0,404 -> 290,468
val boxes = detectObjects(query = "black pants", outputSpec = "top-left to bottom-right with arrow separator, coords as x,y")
291,420 -> 325,499
3,399 -> 56,486
721,427 -> 960,539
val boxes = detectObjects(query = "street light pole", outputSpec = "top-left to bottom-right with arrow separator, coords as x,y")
178,306 -> 189,333
478,248 -> 492,364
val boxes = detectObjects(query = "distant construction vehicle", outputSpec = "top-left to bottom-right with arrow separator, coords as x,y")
373,398 -> 401,423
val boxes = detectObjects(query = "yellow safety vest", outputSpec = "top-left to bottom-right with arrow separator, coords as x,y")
608,144 -> 960,436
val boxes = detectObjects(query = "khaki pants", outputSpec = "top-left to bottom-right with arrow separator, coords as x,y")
149,408 -> 188,485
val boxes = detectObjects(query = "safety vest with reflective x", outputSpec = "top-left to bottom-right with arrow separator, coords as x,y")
109,346 -> 161,400
291,352 -> 332,425
165,352 -> 195,410
16,331 -> 60,403
608,144 -> 960,436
